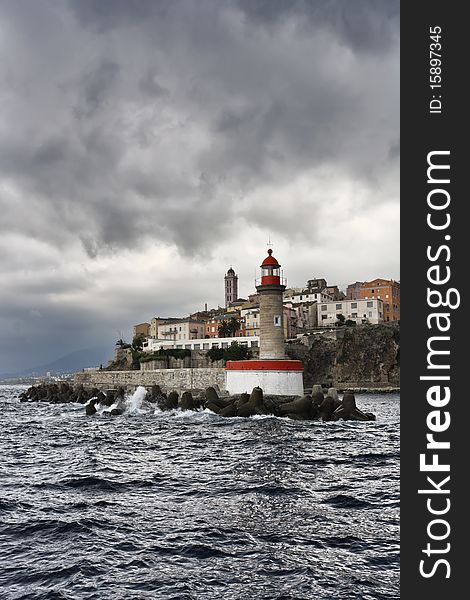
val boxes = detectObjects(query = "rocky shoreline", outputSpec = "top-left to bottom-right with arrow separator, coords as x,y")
19,382 -> 376,422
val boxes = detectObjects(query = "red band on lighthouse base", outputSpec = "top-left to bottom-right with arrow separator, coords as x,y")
226,359 -> 303,371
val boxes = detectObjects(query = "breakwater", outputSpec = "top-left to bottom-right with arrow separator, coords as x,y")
19,382 -> 375,422
74,367 -> 226,394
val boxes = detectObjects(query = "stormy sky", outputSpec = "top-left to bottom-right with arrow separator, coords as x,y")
0,0 -> 399,373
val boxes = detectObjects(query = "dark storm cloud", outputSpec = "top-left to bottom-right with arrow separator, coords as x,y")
236,0 -> 399,53
0,0 -> 398,257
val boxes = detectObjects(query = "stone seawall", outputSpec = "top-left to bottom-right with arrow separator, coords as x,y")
74,368 -> 227,393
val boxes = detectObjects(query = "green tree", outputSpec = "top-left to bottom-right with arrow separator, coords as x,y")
206,343 -> 252,363
335,314 -> 346,327
132,333 -> 146,351
225,343 -> 251,361
345,319 -> 357,327
206,347 -> 225,362
228,317 -> 241,337
218,320 -> 231,338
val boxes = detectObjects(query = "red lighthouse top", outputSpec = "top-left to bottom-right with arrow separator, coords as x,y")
260,249 -> 280,268
259,249 -> 283,286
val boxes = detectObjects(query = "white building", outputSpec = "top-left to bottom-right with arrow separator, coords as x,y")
283,289 -> 333,304
157,319 -> 205,341
317,298 -> 384,327
143,336 -> 259,352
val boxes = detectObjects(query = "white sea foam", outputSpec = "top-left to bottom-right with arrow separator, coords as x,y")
125,386 -> 148,414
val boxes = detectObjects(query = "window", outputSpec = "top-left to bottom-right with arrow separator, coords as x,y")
368,312 -> 373,318
372,289 -> 375,293
193,344 -> 200,350
176,345 -> 183,349
321,305 -> 327,311
321,314 -> 328,320
352,313 -> 358,318
274,315 -> 281,326
212,343 -> 219,349
351,302 -> 357,309
336,304 -> 342,310
221,342 -> 228,348
367,301 -> 373,308
253,313 -> 257,318
179,327 -> 182,331
300,296 -> 303,300
185,344 -> 191,349
251,340 -> 259,347
385,294 -> 389,299
203,343 -> 209,349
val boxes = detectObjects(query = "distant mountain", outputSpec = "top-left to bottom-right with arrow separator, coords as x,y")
0,346 -> 112,379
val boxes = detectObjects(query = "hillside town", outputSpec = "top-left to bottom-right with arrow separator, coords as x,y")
128,268 -> 400,356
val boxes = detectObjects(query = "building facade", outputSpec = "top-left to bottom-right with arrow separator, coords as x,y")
133,322 -> 150,338
306,278 -> 327,291
346,281 -> 364,300
144,335 -> 259,352
149,317 -> 173,339
325,285 -> 345,301
283,289 -> 332,304
318,298 -> 384,327
359,279 -> 400,321
285,301 -> 318,331
157,319 -> 205,342
241,305 -> 260,338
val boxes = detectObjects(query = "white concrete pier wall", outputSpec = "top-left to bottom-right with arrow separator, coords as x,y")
226,370 -> 304,396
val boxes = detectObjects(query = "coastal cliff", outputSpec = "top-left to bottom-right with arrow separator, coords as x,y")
286,323 -> 400,390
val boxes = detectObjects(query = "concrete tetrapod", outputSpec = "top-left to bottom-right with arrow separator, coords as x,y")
333,393 -> 376,421
278,395 -> 314,420
237,387 -> 269,417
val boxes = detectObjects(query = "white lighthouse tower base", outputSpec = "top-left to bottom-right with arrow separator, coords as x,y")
225,360 -> 304,396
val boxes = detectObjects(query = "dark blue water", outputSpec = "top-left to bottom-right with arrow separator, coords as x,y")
0,385 -> 399,599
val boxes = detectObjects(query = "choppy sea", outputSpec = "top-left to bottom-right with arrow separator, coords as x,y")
0,385 -> 399,600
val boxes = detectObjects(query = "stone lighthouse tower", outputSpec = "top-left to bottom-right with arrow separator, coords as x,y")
256,249 -> 286,360
225,248 -> 304,396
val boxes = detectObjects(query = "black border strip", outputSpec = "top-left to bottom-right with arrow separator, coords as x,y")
401,2 -> 465,596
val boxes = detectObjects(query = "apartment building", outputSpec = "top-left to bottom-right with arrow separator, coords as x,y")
359,278 -> 400,321
318,298 -> 384,327
133,322 -> 150,338
157,319 -> 205,341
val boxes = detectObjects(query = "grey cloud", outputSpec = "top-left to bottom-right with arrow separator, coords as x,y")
0,0 -> 398,257
0,0 -> 399,372
80,61 -> 120,117
69,0 -> 171,32
236,0 -> 399,53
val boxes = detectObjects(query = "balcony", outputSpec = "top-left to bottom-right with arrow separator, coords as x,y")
255,276 -> 287,287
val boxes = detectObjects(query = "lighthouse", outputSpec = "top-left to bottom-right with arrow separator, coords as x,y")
225,248 -> 304,396
257,249 -> 286,360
